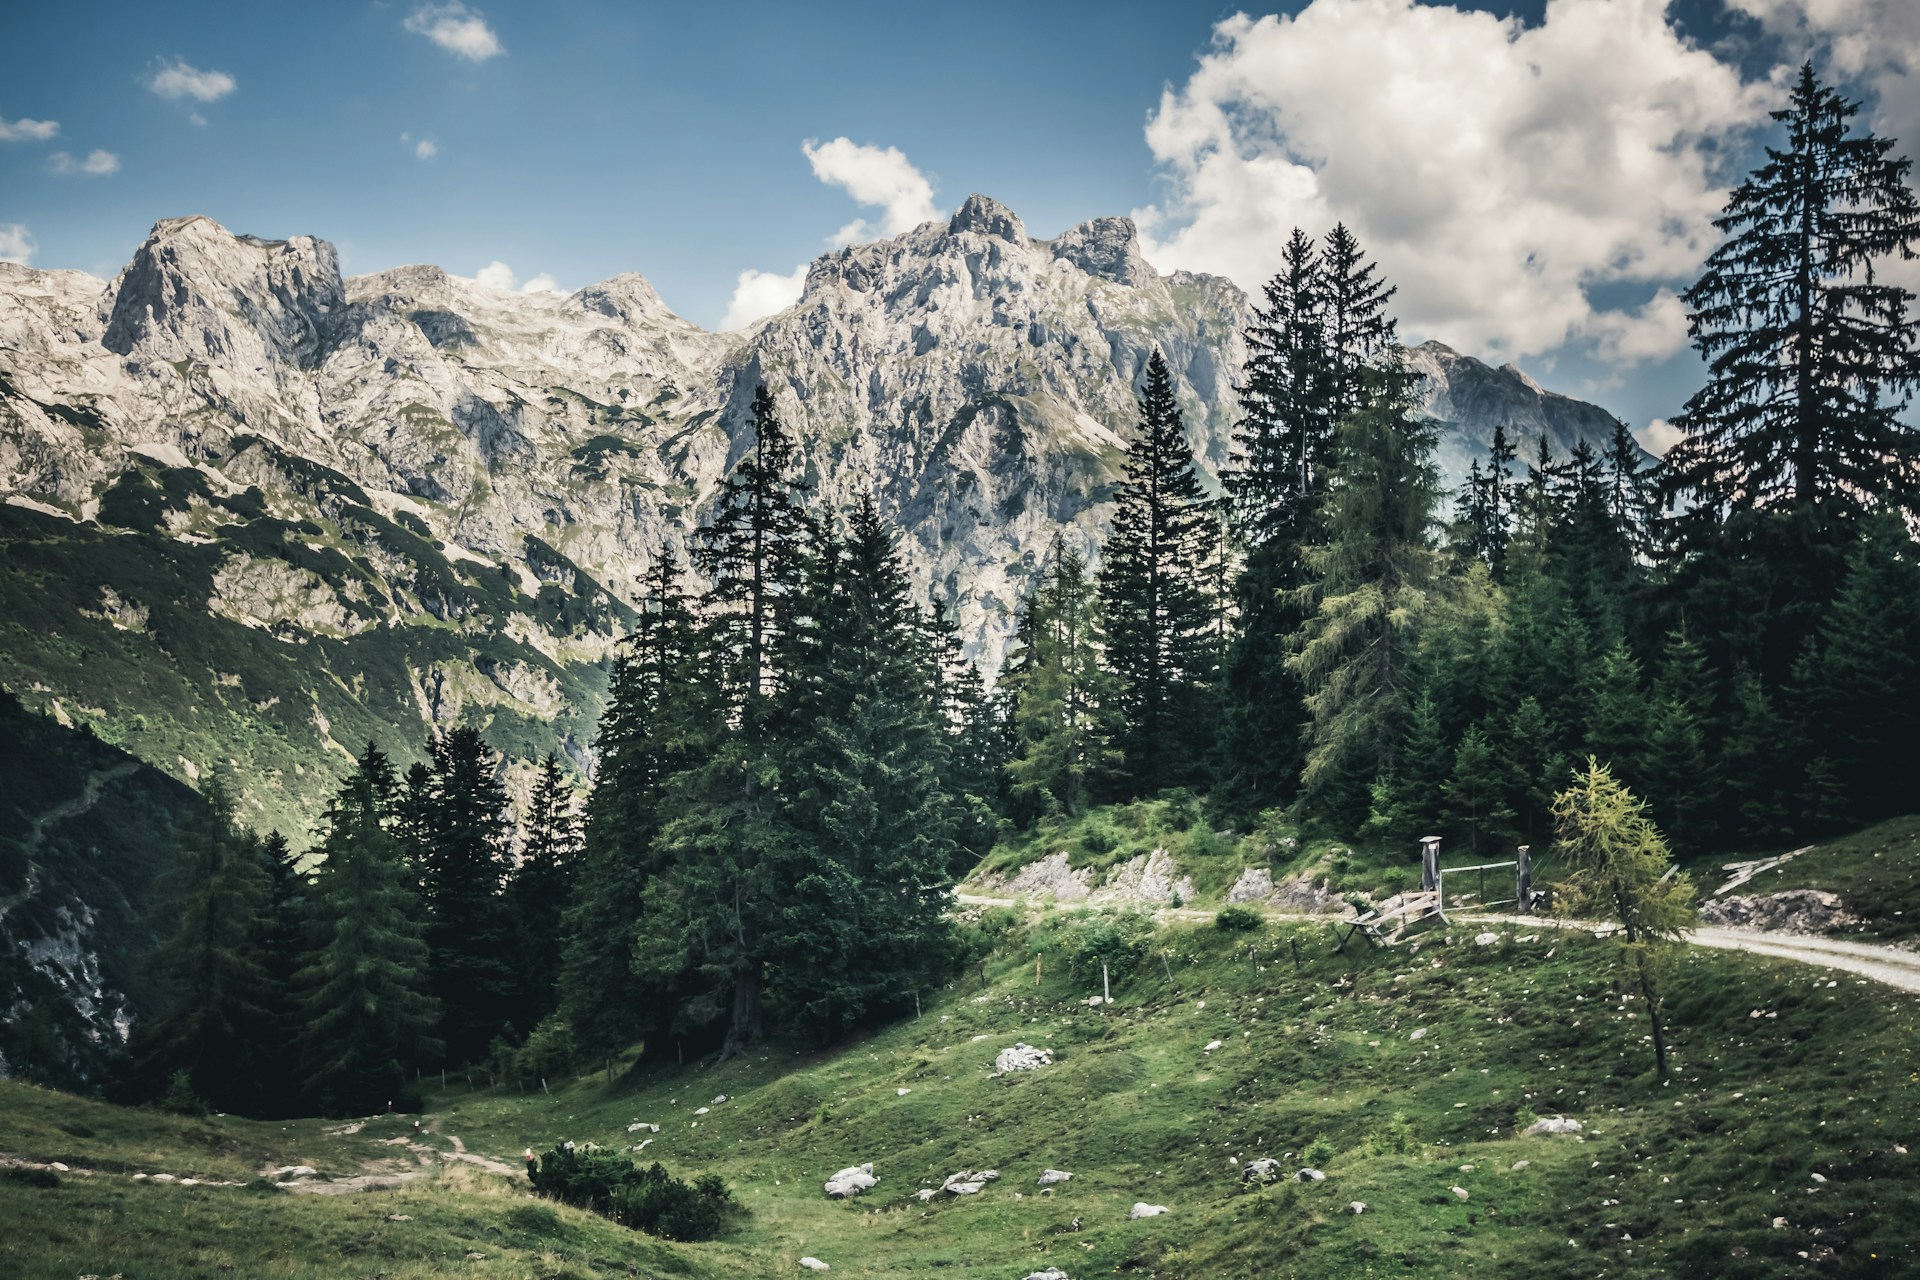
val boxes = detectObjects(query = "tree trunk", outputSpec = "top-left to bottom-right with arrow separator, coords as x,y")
715,967 -> 763,1064
1634,954 -> 1670,1082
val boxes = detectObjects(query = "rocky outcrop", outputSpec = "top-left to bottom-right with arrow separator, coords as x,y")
1700,890 -> 1859,933
1225,866 -> 1346,913
1090,849 -> 1195,906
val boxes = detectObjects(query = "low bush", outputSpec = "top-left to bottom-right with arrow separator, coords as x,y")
1214,905 -> 1264,932
528,1143 -> 734,1241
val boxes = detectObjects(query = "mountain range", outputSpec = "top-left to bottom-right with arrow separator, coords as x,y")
0,194 -> 1639,835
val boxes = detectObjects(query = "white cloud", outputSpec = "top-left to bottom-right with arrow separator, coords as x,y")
415,138 -> 438,159
802,137 -> 940,244
0,223 -> 35,265
0,116 -> 58,142
147,58 -> 236,102
472,261 -> 561,293
475,261 -> 518,290
405,3 -> 505,61
1586,288 -> 1691,368
1135,0 -> 1777,365
46,149 -> 120,177
1727,0 -> 1920,166
721,264 -> 808,331
1638,417 -> 1687,456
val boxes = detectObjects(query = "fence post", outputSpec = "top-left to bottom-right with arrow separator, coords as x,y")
1516,845 -> 1532,914
1420,836 -> 1441,893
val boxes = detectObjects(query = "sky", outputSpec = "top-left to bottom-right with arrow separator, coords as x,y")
2,0 -> 1916,443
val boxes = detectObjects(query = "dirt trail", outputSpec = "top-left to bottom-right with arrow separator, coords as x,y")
957,890 -> 1920,995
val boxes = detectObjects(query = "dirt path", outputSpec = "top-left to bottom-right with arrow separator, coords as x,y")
958,890 -> 1920,996
1465,912 -> 1920,993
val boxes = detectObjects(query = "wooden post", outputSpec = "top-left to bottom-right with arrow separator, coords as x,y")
1160,952 -> 1174,982
978,959 -> 988,989
1516,845 -> 1532,914
1102,962 -> 1110,1004
914,992 -> 921,1020
1035,953 -> 1042,986
1290,937 -> 1302,972
1420,836 -> 1441,893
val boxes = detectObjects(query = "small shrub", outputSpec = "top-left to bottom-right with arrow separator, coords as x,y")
1369,1112 -> 1420,1156
1068,910 -> 1155,981
1215,905 -> 1264,932
159,1069 -> 207,1117
1303,1135 -> 1337,1166
528,1144 -> 734,1242
1162,791 -> 1199,831
1080,821 -> 1119,856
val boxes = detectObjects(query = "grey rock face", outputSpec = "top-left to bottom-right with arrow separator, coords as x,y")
1699,890 -> 1857,933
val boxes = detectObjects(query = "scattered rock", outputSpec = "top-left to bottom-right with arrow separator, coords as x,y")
694,1107 -> 710,1115
712,1095 -> 728,1105
1023,1269 -> 1072,1280
465,1251 -> 486,1260
1474,932 -> 1500,947
626,1122 -> 659,1133
1348,1201 -> 1368,1214
386,1213 -> 413,1221
1241,1159 -> 1281,1184
49,1162 -> 69,1172
824,1164 -> 876,1198
1410,1028 -> 1427,1041
1130,1202 -> 1169,1219
800,1258 -> 830,1272
150,1174 -> 177,1184
1038,1169 -> 1074,1185
267,1165 -> 318,1178
1811,1172 -> 1828,1183
1511,1160 -> 1531,1171
1700,889 -> 1858,933
1204,1040 -> 1223,1052
1451,1186 -> 1471,1201
943,1169 -> 1000,1195
1524,1116 -> 1583,1136
917,1188 -> 939,1201
1295,1168 -> 1326,1183
994,1043 -> 1053,1074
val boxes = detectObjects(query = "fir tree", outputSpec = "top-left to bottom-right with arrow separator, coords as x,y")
1098,350 -> 1221,795
295,744 -> 439,1114
1225,228 -> 1330,548
1320,223 -> 1400,431
1665,63 -> 1920,527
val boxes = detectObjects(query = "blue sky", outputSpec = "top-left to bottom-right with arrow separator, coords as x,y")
2,1 -> 1914,439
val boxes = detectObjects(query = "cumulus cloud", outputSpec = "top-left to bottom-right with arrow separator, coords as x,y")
472,261 -> 561,293
803,137 -> 940,244
720,264 -> 808,331
0,116 -> 58,142
46,149 -> 120,177
1135,0 -> 1777,365
1729,0 -> 1920,140
0,223 -> 35,265
405,3 -> 505,61
1638,417 -> 1687,455
147,58 -> 236,102
415,138 -> 438,159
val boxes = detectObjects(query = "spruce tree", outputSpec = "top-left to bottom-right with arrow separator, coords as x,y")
1287,363 -> 1442,812
1004,540 -> 1119,822
1320,223 -> 1400,431
1665,63 -> 1920,527
560,546 -> 703,1056
508,754 -> 580,1033
295,745 -> 439,1114
131,782 -> 275,1114
1225,228 -> 1330,548
411,726 -> 518,1064
1098,350 -> 1221,795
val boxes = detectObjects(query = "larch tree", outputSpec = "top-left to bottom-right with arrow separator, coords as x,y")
1551,759 -> 1697,1082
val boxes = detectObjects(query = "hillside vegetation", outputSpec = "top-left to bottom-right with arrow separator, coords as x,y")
4,906 -> 1916,1279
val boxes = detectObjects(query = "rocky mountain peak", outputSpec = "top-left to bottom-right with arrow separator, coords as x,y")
1050,216 -> 1150,287
101,214 -> 342,372
948,193 -> 1027,243
569,272 -> 685,328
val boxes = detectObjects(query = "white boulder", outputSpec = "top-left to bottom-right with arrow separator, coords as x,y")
1038,1169 -> 1074,1185
995,1043 -> 1053,1074
1524,1116 -> 1583,1136
800,1257 -> 830,1271
1129,1202 -> 1169,1219
824,1163 -> 876,1198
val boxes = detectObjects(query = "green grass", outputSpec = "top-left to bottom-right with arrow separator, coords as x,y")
8,911 -> 1917,1278
1683,816 -> 1920,942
